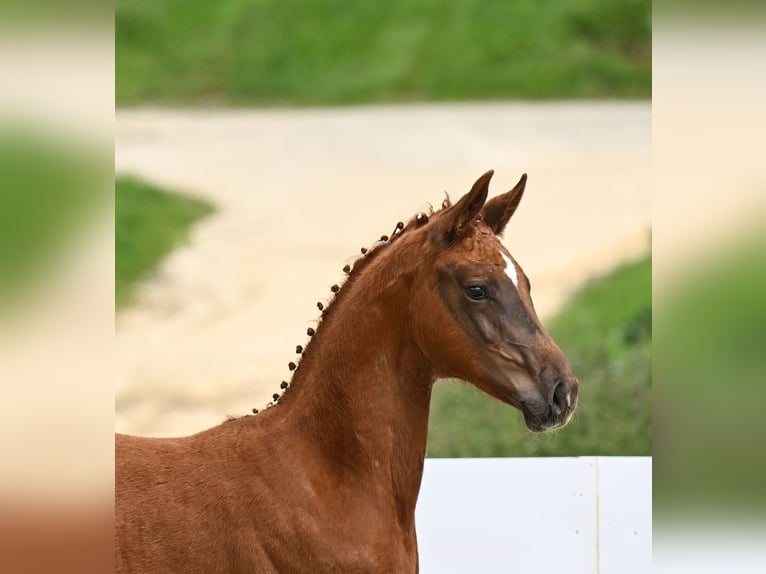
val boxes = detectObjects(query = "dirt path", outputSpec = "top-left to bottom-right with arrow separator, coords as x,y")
115,102 -> 650,437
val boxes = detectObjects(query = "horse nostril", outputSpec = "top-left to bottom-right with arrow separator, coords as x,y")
551,381 -> 568,416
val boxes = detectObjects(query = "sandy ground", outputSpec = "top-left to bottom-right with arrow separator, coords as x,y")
115,102 -> 651,437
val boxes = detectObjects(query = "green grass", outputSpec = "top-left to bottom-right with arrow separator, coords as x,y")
116,0 -> 650,106
115,176 -> 214,308
0,125 -> 104,311
427,254 -> 651,457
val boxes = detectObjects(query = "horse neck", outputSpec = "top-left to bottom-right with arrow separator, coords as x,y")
281,253 -> 435,524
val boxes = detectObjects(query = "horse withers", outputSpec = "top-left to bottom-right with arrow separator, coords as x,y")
115,170 -> 578,573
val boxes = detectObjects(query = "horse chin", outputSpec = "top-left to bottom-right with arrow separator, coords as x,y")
521,411 -> 548,433
521,402 -> 574,433
519,400 -> 560,433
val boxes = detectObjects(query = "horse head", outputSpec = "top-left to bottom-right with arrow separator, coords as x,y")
408,170 -> 578,431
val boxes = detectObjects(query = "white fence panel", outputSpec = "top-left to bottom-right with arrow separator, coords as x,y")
598,457 -> 652,574
416,457 -> 651,574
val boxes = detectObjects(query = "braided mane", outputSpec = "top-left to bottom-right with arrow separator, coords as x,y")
247,194 -> 453,414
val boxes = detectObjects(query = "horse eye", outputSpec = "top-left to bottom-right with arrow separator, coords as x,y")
464,285 -> 488,300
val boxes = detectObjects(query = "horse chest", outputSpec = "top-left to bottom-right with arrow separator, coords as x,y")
236,452 -> 417,567
242,491 -> 418,573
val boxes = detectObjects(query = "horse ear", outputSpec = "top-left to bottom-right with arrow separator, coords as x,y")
434,170 -> 493,243
481,173 -> 527,236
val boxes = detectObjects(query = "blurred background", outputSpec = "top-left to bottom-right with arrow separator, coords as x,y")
652,13 -> 766,572
0,3 -> 113,573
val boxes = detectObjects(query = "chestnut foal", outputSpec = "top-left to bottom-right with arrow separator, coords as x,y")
115,171 -> 578,573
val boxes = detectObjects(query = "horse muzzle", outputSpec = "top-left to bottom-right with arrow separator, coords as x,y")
520,376 -> 578,432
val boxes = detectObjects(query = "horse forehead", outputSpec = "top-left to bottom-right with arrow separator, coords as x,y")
447,230 -> 506,266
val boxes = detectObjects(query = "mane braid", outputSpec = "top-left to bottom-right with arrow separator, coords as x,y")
247,198 -> 456,416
